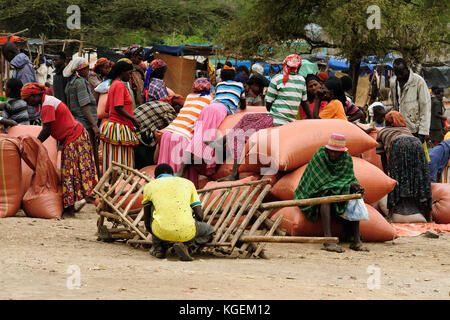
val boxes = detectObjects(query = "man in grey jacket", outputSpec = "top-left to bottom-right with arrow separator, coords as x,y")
390,58 -> 431,143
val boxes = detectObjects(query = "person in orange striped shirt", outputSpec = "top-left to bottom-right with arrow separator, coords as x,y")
158,78 -> 214,185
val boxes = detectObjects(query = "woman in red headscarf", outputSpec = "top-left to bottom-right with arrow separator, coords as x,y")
21,83 -> 98,217
88,57 -> 110,102
376,111 -> 432,223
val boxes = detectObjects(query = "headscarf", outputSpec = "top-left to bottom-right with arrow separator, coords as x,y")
445,132 -> 450,140
93,58 -> 109,72
144,59 -> 167,101
118,58 -> 133,64
235,71 -> 249,84
282,54 -> 302,85
63,56 -> 87,77
223,64 -> 235,70
21,83 -> 46,100
305,74 -> 321,85
317,72 -> 329,83
124,44 -> 144,57
192,78 -> 211,95
385,111 -> 406,127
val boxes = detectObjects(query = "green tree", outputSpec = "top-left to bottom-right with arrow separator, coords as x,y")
218,0 -> 449,95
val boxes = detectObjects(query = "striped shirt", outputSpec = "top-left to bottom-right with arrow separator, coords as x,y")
265,73 -> 307,126
65,76 -> 98,129
166,93 -> 214,140
212,81 -> 245,114
2,98 -> 30,125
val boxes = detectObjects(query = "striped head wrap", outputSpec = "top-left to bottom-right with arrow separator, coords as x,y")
144,59 -> 167,101
21,83 -> 47,100
283,54 -> 302,85
385,111 -> 406,127
192,78 -> 211,95
93,58 -> 109,72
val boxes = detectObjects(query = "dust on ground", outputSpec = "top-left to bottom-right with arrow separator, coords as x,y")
1,204 -> 449,300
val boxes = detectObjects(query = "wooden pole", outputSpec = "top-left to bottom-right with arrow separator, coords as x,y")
238,236 -> 339,244
78,34 -> 84,57
197,179 -> 271,193
259,194 -> 362,210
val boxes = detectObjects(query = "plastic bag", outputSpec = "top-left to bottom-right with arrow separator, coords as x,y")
94,80 -> 112,94
341,199 -> 369,221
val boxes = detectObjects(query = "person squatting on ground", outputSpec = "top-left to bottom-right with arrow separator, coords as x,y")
142,164 -> 215,261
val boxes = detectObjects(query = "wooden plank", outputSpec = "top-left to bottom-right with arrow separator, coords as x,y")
219,183 -> 264,244
132,209 -> 145,227
253,215 -> 283,257
111,174 -> 135,202
206,189 -> 231,224
259,194 -> 362,210
239,209 -> 272,253
197,179 -> 271,193
200,191 -> 213,209
209,187 -> 240,226
213,185 -> 252,242
203,189 -> 227,217
115,177 -> 141,209
230,184 -> 271,249
100,197 -> 148,239
111,161 -> 153,183
240,235 -> 339,244
105,172 -> 126,197
122,183 -> 146,214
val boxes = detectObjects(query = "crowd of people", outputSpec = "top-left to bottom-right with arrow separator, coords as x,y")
1,42 -> 448,260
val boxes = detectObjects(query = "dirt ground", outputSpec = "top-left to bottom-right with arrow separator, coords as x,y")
1,204 -> 449,300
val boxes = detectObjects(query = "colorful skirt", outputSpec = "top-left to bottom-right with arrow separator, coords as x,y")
61,129 -> 98,208
226,113 -> 274,160
100,120 -> 139,171
388,136 -> 432,214
187,103 -> 228,176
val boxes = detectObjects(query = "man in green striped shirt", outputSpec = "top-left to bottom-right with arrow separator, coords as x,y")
265,54 -> 310,126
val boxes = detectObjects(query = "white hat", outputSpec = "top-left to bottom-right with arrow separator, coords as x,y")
251,64 -> 264,76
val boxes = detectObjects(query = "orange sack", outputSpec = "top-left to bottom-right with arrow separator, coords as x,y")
17,136 -> 63,219
431,183 -> 450,224
240,119 -> 379,173
0,138 -> 22,218
202,176 -> 262,209
271,204 -> 397,242
358,124 -> 383,171
270,157 -> 397,204
7,125 -> 58,196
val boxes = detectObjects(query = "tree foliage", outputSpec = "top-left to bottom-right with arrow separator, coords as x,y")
0,0 -> 235,47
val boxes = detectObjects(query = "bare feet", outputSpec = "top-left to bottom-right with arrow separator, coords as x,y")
321,244 -> 345,253
349,242 -> 370,252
